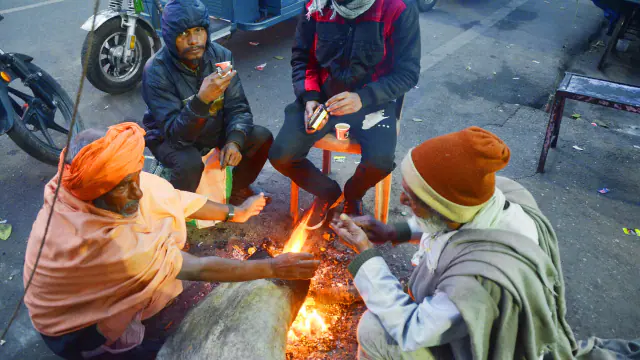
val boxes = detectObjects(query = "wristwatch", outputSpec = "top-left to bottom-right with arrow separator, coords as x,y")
225,204 -> 235,222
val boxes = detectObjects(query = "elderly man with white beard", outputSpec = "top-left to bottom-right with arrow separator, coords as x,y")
331,126 -> 579,360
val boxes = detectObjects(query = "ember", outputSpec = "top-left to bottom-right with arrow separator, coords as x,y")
287,297 -> 328,341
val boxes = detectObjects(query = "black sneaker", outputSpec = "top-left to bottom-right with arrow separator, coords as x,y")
305,195 -> 343,230
343,199 -> 364,217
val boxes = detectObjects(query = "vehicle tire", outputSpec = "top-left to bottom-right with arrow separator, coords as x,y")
417,0 -> 437,12
6,63 -> 84,166
81,17 -> 152,94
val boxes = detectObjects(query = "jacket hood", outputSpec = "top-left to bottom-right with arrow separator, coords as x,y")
161,0 -> 210,59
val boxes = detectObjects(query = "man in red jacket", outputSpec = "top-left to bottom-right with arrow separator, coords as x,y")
269,0 -> 421,229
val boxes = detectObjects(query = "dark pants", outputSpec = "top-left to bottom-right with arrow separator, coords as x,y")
149,125 -> 273,192
269,101 -> 397,202
40,324 -> 106,360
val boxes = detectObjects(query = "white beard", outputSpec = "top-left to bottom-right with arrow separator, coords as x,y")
413,215 -> 450,236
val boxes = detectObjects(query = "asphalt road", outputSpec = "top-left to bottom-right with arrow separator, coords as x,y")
1,0 -> 639,358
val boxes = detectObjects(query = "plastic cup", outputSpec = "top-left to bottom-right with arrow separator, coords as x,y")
335,123 -> 350,141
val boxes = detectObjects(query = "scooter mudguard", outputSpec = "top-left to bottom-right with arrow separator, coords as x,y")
0,80 -> 15,135
0,53 -> 33,135
81,9 -> 120,31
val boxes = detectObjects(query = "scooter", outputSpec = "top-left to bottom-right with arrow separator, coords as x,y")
80,0 -> 162,94
0,14 -> 84,166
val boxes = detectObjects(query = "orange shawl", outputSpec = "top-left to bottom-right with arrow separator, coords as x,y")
23,172 -> 207,341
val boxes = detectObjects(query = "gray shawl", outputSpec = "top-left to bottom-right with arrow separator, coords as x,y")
408,177 -> 577,359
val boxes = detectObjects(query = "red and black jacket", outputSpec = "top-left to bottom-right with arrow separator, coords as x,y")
291,0 -> 421,107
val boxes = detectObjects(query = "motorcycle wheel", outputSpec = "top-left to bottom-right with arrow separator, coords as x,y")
417,0 -> 437,12
81,17 -> 152,94
6,62 -> 84,166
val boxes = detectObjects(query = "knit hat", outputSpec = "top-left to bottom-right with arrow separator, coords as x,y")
401,126 -> 510,223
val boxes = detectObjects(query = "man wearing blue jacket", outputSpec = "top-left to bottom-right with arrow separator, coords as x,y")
142,0 -> 272,205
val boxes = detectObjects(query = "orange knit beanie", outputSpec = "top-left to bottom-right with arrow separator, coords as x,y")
400,126 -> 511,223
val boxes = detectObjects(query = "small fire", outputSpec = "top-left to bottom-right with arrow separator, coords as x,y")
288,297 -> 328,342
283,213 -> 311,254
283,214 -> 330,344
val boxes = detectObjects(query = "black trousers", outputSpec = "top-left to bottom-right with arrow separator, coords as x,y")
40,324 -> 105,360
269,100 -> 397,202
149,125 -> 273,192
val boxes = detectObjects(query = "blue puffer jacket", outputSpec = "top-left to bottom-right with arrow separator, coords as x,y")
142,0 -> 253,149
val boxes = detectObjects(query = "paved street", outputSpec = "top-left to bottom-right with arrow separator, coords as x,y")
1,0 -> 639,358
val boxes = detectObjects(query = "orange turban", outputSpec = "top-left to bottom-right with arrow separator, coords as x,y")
61,122 -> 146,201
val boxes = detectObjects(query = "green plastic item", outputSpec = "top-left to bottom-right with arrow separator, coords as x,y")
133,0 -> 144,13
225,166 -> 233,202
0,224 -> 12,241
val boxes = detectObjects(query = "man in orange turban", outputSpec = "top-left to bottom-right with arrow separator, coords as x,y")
331,127 -> 579,359
24,122 -> 319,359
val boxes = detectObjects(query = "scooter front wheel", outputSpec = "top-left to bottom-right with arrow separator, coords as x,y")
81,17 -> 152,94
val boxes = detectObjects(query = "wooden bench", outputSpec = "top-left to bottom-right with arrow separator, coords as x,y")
537,72 -> 640,173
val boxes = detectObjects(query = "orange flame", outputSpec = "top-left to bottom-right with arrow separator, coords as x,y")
288,297 -> 328,342
284,215 -> 330,343
283,213 -> 311,254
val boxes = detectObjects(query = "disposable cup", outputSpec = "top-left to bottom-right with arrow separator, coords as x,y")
335,123 -> 350,141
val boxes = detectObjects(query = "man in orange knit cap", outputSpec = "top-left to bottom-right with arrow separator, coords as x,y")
332,127 -> 578,359
24,123 -> 319,360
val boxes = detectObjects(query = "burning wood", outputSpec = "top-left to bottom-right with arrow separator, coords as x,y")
158,215 -> 365,360
281,216 -> 365,359
157,248 -> 310,360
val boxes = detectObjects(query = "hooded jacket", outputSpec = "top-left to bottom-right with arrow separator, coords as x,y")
142,0 -> 253,149
292,0 -> 421,107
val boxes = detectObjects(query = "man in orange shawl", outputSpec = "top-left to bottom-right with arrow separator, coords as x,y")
23,122 -> 319,359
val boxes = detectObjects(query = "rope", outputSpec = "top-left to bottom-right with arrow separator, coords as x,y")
0,0 -> 102,343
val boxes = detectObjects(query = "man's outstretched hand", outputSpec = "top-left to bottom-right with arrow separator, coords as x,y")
330,214 -> 374,254
220,142 -> 242,168
337,215 -> 396,244
270,252 -> 320,279
326,92 -> 362,116
231,193 -> 266,223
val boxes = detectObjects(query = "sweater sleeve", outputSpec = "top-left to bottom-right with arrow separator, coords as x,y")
291,12 -> 323,103
350,255 -> 468,351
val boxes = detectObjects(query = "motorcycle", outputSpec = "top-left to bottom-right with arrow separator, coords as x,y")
80,0 -> 162,94
0,14 -> 84,166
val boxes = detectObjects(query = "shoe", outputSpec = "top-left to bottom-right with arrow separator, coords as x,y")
343,199 -> 364,217
305,195 -> 343,230
229,185 -> 272,206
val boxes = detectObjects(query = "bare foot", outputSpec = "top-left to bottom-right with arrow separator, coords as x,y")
233,193 -> 266,223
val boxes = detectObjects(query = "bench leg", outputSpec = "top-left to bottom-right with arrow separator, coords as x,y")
290,181 -> 299,224
537,95 -> 565,173
322,150 -> 332,175
374,174 -> 392,224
